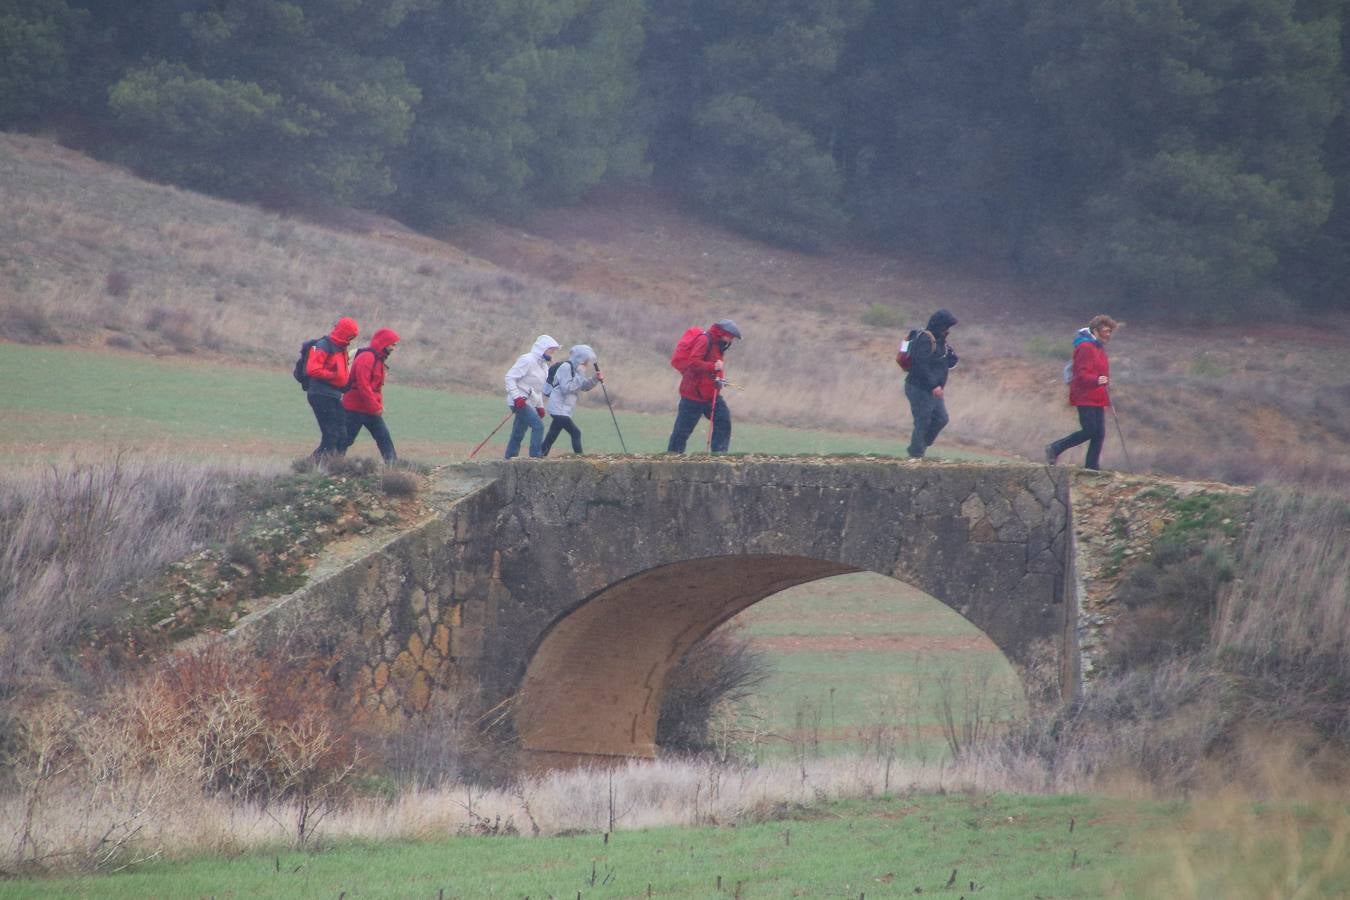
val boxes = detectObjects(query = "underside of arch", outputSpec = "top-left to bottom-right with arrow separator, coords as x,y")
513,555 -> 855,768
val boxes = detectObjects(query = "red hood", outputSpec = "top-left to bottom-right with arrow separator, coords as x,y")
370,328 -> 399,353
329,317 -> 359,346
709,324 -> 733,342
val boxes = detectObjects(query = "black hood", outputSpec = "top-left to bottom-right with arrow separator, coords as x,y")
926,308 -> 958,334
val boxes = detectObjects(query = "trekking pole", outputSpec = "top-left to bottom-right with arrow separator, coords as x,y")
594,364 -> 628,454
1107,390 -> 1133,470
706,380 -> 722,453
468,410 -> 514,459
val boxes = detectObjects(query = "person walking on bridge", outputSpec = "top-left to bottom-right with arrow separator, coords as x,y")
504,334 -> 561,459
305,316 -> 359,462
666,319 -> 741,454
901,308 -> 959,459
541,344 -> 601,455
340,327 -> 399,462
1046,315 -> 1119,471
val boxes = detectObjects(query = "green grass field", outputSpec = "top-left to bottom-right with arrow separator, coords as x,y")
730,573 -> 1023,760
1,343 -> 999,462
6,793 -> 1347,899
0,795 -> 1180,899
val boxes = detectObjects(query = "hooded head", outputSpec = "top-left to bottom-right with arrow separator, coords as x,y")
330,316 -> 359,346
370,327 -> 399,356
710,319 -> 742,351
925,309 -> 957,338
568,344 -> 597,367
532,334 -> 561,361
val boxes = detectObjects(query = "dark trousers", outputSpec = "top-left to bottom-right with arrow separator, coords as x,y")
505,404 -> 544,458
541,415 -> 582,455
341,411 -> 396,461
307,393 -> 347,461
905,381 -> 949,458
667,395 -> 731,453
1050,405 -> 1107,470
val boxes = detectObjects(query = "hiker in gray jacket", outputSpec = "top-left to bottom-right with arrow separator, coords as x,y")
541,344 -> 601,455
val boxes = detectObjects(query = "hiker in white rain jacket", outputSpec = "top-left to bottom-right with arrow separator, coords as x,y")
542,344 -> 601,455
503,334 -> 561,459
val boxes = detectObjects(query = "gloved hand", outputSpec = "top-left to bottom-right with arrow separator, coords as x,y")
946,346 -> 959,368
513,397 -> 526,409
536,407 -> 546,419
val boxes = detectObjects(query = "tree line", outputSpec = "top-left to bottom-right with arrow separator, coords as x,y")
4,0 -> 1349,314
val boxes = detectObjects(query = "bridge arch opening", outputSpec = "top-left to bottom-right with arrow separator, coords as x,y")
513,555 -> 1028,768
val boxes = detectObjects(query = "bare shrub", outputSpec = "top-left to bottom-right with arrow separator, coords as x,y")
322,456 -> 378,477
143,307 -> 200,353
1105,542 -> 1234,671
0,301 -> 62,344
934,664 -> 1016,761
0,457 -> 283,695
103,333 -> 139,350
656,628 -> 770,756
379,470 -> 420,497
104,270 -> 131,297
1212,487 -> 1350,749
993,660 -> 1229,793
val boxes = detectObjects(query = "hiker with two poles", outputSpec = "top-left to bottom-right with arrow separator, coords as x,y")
666,319 -> 742,454
541,344 -> 603,456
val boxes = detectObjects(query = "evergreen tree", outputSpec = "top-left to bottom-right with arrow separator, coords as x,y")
643,0 -> 867,248
88,0 -> 422,205
0,0 -> 87,125
392,0 -> 647,226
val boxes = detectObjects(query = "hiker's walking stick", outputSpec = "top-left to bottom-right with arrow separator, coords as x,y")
706,379 -> 722,453
594,365 -> 627,454
1107,390 -> 1133,470
469,410 -> 514,459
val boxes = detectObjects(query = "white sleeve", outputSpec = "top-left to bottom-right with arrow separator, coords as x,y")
504,355 -> 531,401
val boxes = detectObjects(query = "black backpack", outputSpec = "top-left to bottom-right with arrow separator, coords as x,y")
542,359 -> 571,397
293,338 -> 320,390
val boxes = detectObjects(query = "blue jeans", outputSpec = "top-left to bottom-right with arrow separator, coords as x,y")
667,396 -> 731,453
505,404 -> 544,458
341,411 -> 396,462
307,393 -> 348,461
905,381 -> 948,458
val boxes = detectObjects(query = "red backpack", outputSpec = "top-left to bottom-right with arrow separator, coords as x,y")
670,327 -> 713,372
895,328 -> 932,371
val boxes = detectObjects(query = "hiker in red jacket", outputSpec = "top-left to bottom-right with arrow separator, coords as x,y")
1046,314 -> 1119,470
340,327 -> 399,462
666,319 -> 741,453
305,316 -> 359,462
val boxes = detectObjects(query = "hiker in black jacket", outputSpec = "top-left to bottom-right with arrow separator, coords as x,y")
902,308 -> 959,459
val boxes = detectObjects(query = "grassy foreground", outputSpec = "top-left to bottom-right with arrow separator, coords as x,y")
6,793 -> 1347,899
1,343 -> 997,462
0,795 -> 1177,899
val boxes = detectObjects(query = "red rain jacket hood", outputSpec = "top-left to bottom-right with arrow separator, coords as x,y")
330,317 -> 359,346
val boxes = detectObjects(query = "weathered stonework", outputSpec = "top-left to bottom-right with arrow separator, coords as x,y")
229,457 -> 1075,766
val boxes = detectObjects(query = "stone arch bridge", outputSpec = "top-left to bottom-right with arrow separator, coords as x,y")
232,458 -> 1076,768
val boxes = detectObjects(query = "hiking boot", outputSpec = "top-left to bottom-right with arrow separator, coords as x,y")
1044,444 -> 1059,466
